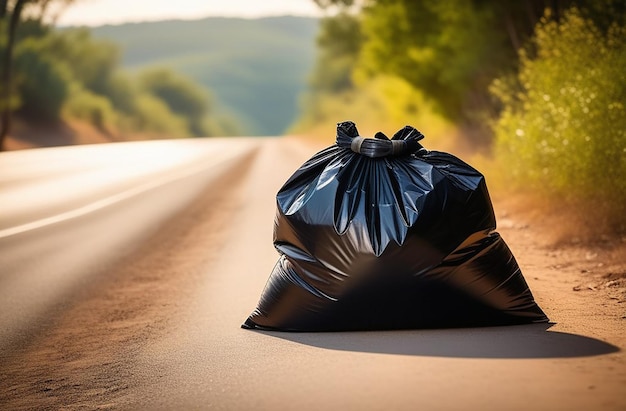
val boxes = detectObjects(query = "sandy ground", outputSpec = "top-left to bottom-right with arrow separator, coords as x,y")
0,137 -> 624,410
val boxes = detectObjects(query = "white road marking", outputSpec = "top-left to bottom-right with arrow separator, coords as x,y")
0,149 -> 247,239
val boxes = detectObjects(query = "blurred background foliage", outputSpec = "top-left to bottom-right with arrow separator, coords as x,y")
0,5 -> 238,145
294,0 -> 625,232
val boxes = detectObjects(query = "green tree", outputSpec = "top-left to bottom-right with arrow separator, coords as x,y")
43,29 -> 144,132
357,1 -> 534,124
309,11 -> 362,94
14,36 -> 70,120
0,0 -> 77,150
44,27 -> 119,96
0,0 -> 30,150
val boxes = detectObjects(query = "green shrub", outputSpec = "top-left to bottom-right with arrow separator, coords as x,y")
129,93 -> 190,137
491,8 -> 625,216
14,39 -> 71,121
138,68 -> 210,136
44,28 -> 119,96
99,72 -> 140,115
63,86 -> 117,133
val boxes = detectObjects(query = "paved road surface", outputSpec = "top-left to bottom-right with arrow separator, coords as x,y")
0,137 -> 624,410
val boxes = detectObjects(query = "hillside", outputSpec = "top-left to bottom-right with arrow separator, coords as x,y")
90,16 -> 319,136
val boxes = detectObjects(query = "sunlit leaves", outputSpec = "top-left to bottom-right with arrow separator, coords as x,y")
356,0 -> 517,121
491,8 -> 625,208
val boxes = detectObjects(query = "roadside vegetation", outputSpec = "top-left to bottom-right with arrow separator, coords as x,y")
90,16 -> 318,137
293,0 -> 625,235
491,8 -> 625,230
0,3 -> 235,150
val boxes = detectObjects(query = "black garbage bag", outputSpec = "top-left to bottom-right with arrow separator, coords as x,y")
243,121 -> 548,331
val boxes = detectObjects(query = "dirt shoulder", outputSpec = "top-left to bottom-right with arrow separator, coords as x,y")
492,191 -> 625,331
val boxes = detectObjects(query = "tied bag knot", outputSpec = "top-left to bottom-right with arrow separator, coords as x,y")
336,120 -> 427,158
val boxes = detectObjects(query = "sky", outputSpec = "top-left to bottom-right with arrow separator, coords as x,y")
54,0 -> 323,27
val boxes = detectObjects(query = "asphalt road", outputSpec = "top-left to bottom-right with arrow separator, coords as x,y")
0,137 -> 624,410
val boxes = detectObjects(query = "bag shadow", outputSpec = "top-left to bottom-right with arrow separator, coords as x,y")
255,323 -> 619,359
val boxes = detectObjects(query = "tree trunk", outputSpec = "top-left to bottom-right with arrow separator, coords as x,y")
0,0 -> 8,19
503,11 -> 521,51
0,0 -> 27,151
